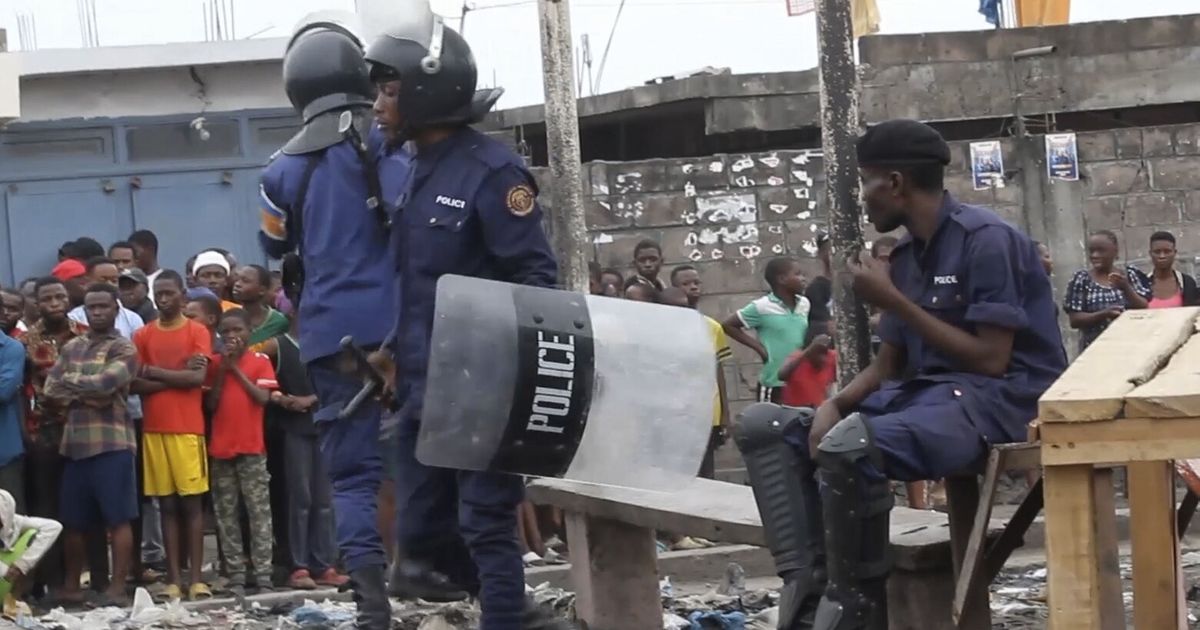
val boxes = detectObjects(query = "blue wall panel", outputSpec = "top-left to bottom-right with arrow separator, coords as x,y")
4,179 -> 131,284
131,171 -> 265,275
0,110 -> 299,286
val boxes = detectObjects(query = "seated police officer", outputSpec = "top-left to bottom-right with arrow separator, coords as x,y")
258,14 -> 407,629
735,119 -> 1067,630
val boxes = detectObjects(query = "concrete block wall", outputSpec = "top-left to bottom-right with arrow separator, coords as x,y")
1074,124 -> 1200,269
531,120 -> 1200,480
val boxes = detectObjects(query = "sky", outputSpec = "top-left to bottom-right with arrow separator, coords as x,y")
1,0 -> 1197,108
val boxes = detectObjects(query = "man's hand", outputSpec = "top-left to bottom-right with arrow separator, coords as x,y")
4,565 -> 22,583
367,349 -> 397,401
186,354 -> 209,371
850,252 -> 902,311
811,334 -> 832,353
223,338 -> 244,360
809,400 -> 842,458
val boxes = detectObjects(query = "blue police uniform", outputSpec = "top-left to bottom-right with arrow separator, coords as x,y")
259,139 -> 412,575
783,194 -> 1066,473
389,127 -> 557,630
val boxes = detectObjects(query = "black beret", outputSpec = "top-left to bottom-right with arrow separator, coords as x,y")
856,119 -> 951,167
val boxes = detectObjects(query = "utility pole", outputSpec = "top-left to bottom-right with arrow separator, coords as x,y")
537,0 -> 589,292
815,0 -> 871,384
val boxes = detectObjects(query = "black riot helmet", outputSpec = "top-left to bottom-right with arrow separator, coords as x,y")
364,14 -> 480,131
280,13 -> 375,154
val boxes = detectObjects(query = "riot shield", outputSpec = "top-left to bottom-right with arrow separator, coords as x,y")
418,275 -> 716,492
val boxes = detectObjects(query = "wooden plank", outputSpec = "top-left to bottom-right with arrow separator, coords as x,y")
1041,418 -> 1200,466
1090,469 -> 1126,630
984,477 -> 1043,583
1043,464 -> 1103,630
953,450 -> 1003,627
1038,307 -> 1199,423
565,513 -> 662,630
526,477 -> 1007,571
1128,461 -> 1183,630
1126,332 -> 1200,418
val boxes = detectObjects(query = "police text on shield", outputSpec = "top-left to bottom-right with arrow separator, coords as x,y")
527,331 -> 576,435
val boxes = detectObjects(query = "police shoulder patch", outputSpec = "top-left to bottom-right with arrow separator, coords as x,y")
505,184 -> 536,217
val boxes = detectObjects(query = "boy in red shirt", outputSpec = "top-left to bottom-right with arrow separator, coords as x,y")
203,309 -> 278,594
778,329 -> 837,409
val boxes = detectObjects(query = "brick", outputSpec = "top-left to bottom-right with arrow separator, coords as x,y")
1081,196 -> 1124,231
785,219 -> 831,257
946,142 -> 970,174
694,191 -> 757,226
780,150 -> 825,186
991,204 -> 1026,229
1172,228 -> 1200,264
1174,125 -> 1200,156
945,171 -> 1022,206
1075,131 -> 1117,161
1149,156 -> 1199,190
591,229 -> 661,269
584,196 -> 633,230
690,258 -> 759,295
664,220 -> 787,269
609,160 -> 671,194
698,291 -> 765,324
665,156 -> 731,192
629,192 -> 694,228
728,152 -> 792,189
588,162 -> 613,196
1184,190 -> 1200,222
1083,161 -> 1148,195
1123,192 -> 1182,227
1114,129 -> 1143,158
1120,226 -> 1161,264
757,185 -> 826,222
1142,128 -> 1176,157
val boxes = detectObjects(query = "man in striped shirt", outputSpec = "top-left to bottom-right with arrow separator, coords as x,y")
42,283 -> 139,607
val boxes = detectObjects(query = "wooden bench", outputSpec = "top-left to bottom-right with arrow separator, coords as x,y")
527,477 -> 1013,630
1038,307 -> 1200,630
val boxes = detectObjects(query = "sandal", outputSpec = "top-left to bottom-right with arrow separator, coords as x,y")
159,584 -> 183,602
188,582 -> 213,601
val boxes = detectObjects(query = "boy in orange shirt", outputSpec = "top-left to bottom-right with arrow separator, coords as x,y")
203,309 -> 278,594
131,271 -> 212,600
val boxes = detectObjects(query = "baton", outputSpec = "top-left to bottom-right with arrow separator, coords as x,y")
337,335 -> 386,420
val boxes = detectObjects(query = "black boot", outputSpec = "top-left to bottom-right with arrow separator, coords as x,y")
388,559 -> 470,602
350,565 -> 392,630
522,596 -> 577,630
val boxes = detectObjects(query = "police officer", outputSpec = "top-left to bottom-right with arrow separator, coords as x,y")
364,13 -> 570,630
735,119 -> 1067,629
259,14 -> 408,629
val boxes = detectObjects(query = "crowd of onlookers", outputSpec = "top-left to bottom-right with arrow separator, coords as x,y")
1,222 -> 1194,610
0,230 -> 345,613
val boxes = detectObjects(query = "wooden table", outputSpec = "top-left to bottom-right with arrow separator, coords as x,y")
1039,307 -> 1200,630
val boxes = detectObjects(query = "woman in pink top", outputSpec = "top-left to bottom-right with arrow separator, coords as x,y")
1145,231 -> 1199,308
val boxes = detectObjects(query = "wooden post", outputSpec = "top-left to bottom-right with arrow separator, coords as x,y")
1043,464 -> 1105,629
565,512 -> 662,630
537,0 -> 589,293
814,0 -> 872,384
1128,461 -> 1183,629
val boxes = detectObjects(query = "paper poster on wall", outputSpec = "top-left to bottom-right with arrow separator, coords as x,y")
1045,133 -> 1080,182
969,141 -> 1005,190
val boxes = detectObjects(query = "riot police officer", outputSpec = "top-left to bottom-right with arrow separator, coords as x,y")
365,11 -> 568,630
258,14 -> 407,629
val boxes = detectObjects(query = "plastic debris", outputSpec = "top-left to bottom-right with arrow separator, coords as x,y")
659,576 -> 675,599
715,563 -> 745,597
664,613 -> 691,630
687,610 -> 746,629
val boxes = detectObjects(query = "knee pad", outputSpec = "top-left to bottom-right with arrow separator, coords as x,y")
814,413 -> 892,627
733,403 -> 825,622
